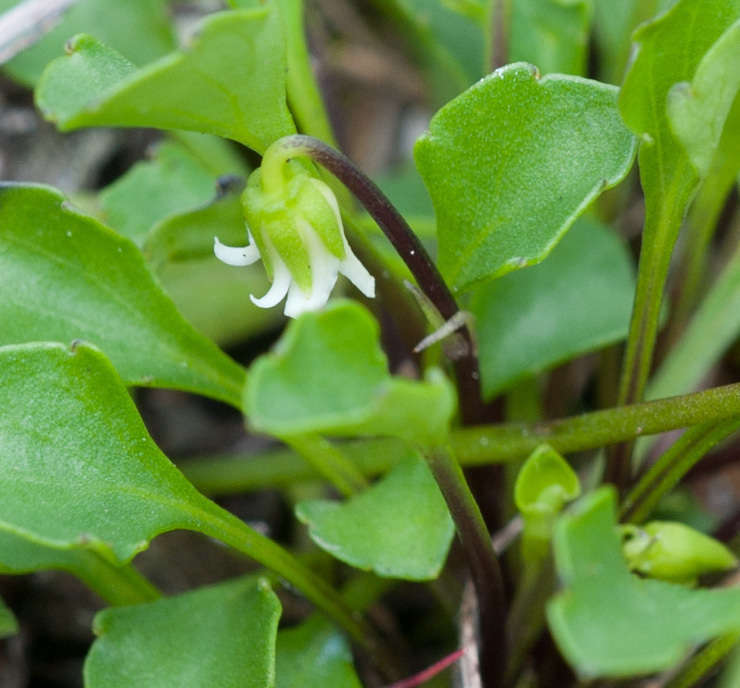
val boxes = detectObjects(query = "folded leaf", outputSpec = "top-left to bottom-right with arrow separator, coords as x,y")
415,62 -> 636,291
36,8 -> 295,153
84,577 -> 280,688
0,183 -> 245,406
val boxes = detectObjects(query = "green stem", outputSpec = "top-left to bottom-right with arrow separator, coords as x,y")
620,418 -> 740,523
608,156 -> 696,487
283,434 -> 368,497
423,445 -> 506,687
664,633 -> 740,688
182,383 -> 740,493
189,500 -> 392,669
73,552 -> 160,605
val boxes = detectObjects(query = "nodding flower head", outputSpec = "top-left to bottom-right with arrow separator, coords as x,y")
214,160 -> 374,318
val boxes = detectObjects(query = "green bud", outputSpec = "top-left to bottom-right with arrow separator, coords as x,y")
621,521 -> 738,584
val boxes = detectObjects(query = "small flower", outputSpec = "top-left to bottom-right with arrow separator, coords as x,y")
214,162 -> 374,318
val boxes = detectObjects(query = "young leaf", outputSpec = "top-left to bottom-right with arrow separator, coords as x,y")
84,577 -> 280,688
36,7 -> 295,153
296,455 -> 454,580
415,62 -> 636,291
0,596 -> 18,639
615,0 -> 740,406
667,19 -> 740,177
471,217 -> 635,399
510,0 -> 592,76
245,301 -> 456,446
0,0 -> 175,87
0,183 -> 245,406
276,616 -> 362,688
100,135 -> 248,245
547,488 -> 740,678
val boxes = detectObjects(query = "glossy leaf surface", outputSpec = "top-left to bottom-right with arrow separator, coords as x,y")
548,488 -> 740,678
276,616 -> 362,688
0,184 -> 245,406
246,301 -> 456,446
0,0 -> 175,86
296,455 -> 454,580
510,0 -> 591,75
667,19 -> 740,176
36,8 -> 295,153
471,217 -> 634,399
84,577 -> 280,688
415,62 -> 636,291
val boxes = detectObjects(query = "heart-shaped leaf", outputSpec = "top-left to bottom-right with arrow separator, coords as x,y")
0,183 -> 245,406
276,616 -> 362,688
36,7 -> 295,153
415,62 -> 636,291
84,577 -> 280,688
0,0 -> 175,87
471,216 -> 635,399
296,454 -> 454,580
246,301 -> 456,446
547,488 -> 740,678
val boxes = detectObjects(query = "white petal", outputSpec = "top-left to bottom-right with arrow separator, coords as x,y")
284,221 -> 340,318
338,235 -> 375,298
250,256 -> 291,309
214,236 -> 260,266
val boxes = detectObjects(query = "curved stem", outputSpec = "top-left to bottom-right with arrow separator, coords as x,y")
73,553 -> 160,606
262,134 -> 484,423
664,633 -> 740,688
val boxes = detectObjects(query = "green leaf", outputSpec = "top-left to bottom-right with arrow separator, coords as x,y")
547,488 -> 740,678
100,135 -> 248,245
296,454 -> 454,580
0,0 -> 175,87
0,183 -> 245,406
276,616 -> 362,688
246,301 -> 456,446
0,596 -> 18,639
84,577 -> 280,688
667,19 -> 740,176
510,0 -> 592,76
36,8 -> 295,153
471,217 -> 635,399
415,62 -> 636,291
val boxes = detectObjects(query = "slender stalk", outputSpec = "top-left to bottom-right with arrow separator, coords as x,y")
73,553 -> 160,606
664,633 -> 740,688
424,445 -> 506,687
488,0 -> 510,71
282,433 -> 368,497
260,135 -> 484,423
621,419 -> 740,524
182,383 -> 740,493
608,156 -> 696,488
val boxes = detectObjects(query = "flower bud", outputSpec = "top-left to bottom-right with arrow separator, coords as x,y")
215,162 -> 374,318
621,521 -> 737,584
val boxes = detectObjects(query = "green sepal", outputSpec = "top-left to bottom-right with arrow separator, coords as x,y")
288,175 -> 345,259
621,521 -> 738,584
